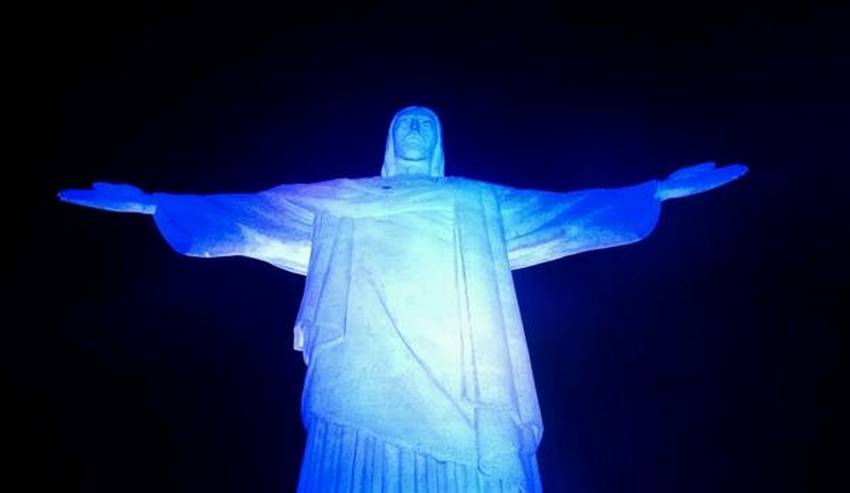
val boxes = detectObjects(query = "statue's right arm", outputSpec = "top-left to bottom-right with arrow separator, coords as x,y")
58,182 -> 319,275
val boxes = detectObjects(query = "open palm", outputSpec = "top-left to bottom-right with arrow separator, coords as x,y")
58,182 -> 157,214
656,162 -> 748,201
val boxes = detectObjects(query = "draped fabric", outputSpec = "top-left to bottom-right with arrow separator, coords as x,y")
151,175 -> 661,491
297,414 -> 541,492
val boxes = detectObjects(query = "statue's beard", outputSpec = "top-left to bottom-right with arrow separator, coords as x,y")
396,140 -> 431,161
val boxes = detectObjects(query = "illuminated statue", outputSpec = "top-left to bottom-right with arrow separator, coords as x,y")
59,106 -> 746,492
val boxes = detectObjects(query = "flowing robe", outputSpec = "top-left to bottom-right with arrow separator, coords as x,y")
152,175 -> 661,492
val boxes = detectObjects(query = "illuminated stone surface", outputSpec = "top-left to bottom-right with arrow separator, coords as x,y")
59,106 -> 746,491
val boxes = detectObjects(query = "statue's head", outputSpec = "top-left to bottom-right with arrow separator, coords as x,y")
381,106 -> 444,178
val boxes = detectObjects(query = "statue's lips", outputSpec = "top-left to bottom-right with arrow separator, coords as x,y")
402,135 -> 425,146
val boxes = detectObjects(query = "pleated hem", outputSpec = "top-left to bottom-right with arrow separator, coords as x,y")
297,415 -> 540,492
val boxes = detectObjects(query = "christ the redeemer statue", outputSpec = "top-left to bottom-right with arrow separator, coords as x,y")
59,106 -> 746,492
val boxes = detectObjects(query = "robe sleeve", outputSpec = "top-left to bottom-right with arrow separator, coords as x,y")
496,180 -> 662,270
151,180 -> 347,275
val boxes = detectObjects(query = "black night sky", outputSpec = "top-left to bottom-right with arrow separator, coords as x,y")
14,3 -> 847,492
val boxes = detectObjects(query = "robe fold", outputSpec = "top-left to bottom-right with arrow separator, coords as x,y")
151,175 -> 661,492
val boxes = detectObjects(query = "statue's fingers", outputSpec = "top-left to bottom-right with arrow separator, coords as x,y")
93,181 -> 129,189
720,163 -> 748,179
58,189 -> 124,211
670,161 -> 716,179
57,189 -> 96,205
714,164 -> 749,185
93,182 -> 141,193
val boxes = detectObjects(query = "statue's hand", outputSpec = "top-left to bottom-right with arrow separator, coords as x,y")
58,182 -> 157,214
656,162 -> 748,201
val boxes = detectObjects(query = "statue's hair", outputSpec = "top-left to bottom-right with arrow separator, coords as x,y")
381,106 -> 445,177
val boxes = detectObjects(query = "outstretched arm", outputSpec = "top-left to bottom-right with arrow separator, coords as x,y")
58,182 -> 321,275
498,162 -> 747,270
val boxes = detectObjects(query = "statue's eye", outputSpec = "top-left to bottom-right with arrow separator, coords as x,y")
422,121 -> 432,128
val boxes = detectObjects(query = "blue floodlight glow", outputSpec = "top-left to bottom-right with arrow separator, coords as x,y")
58,106 -> 747,491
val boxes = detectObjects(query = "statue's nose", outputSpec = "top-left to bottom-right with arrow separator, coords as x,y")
410,119 -> 420,132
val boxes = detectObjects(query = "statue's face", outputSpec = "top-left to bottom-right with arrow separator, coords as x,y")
392,109 -> 438,168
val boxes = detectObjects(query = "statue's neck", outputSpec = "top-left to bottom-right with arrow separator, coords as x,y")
393,158 -> 432,176
382,174 -> 442,183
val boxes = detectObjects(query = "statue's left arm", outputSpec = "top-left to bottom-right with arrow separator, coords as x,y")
497,162 -> 747,269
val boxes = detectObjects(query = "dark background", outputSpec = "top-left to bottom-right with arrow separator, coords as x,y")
13,2 -> 847,492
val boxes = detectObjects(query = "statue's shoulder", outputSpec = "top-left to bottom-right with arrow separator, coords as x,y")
443,176 -> 477,186
265,176 -> 376,192
445,176 -> 500,194
310,176 -> 376,188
